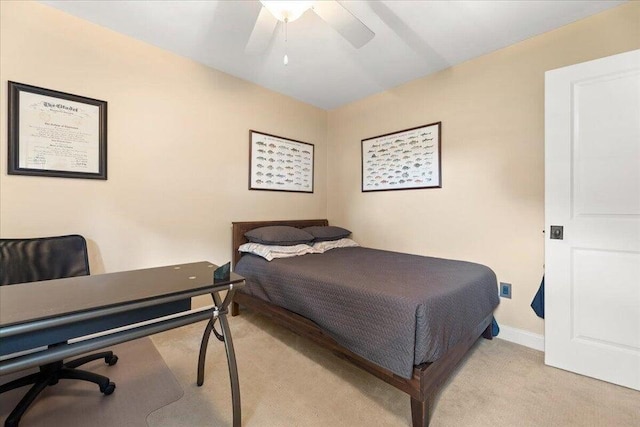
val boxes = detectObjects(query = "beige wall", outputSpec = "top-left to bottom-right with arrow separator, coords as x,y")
0,1 -> 327,273
327,2 -> 640,335
2,1 -> 638,336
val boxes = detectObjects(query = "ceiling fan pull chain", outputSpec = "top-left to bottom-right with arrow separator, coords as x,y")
284,18 -> 289,66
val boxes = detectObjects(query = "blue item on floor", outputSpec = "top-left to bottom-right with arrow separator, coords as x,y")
491,317 -> 499,337
531,276 -> 545,319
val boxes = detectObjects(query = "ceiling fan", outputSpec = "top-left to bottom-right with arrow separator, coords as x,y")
245,0 -> 375,57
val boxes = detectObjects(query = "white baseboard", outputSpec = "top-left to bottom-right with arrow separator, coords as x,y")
496,325 -> 545,352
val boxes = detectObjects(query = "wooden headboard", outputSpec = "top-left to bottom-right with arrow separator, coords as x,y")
232,219 -> 328,268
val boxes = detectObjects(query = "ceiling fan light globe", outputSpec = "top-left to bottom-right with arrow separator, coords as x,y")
260,0 -> 314,22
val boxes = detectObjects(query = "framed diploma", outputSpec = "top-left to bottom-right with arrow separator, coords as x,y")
249,130 -> 314,193
8,81 -> 107,179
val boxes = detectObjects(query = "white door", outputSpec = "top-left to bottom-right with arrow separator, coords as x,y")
545,49 -> 640,391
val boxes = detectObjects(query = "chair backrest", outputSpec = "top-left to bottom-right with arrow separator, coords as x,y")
0,235 -> 90,286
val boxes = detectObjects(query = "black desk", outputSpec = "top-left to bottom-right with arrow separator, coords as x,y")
0,261 -> 245,427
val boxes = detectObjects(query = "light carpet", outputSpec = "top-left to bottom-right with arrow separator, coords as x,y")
4,311 -> 637,426
0,337 -> 183,426
149,309 -> 640,427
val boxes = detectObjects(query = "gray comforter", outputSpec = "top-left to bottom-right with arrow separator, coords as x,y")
235,247 -> 499,379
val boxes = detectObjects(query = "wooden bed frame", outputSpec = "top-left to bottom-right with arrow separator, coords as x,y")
231,219 -> 493,427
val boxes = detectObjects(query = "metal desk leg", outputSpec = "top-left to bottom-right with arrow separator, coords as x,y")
197,316 -> 216,387
218,309 -> 241,427
197,292 -> 241,427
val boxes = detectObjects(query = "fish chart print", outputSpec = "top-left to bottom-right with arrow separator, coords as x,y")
361,122 -> 441,192
249,130 -> 314,193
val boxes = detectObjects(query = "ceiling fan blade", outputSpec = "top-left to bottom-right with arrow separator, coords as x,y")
245,6 -> 278,54
312,0 -> 374,49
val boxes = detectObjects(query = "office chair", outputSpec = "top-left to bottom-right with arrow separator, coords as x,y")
0,235 -> 118,427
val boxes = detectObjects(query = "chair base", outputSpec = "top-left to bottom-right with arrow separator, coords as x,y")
0,351 -> 118,427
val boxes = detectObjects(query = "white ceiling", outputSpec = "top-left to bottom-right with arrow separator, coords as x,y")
41,0 -> 625,110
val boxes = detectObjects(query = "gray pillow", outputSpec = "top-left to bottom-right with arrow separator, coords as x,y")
245,226 -> 314,246
303,226 -> 351,242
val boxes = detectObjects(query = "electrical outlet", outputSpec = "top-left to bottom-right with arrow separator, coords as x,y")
500,282 -> 512,299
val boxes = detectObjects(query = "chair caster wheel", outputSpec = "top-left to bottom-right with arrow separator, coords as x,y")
101,381 -> 116,395
105,355 -> 118,366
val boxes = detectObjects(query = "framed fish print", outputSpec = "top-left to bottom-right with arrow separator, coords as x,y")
361,122 -> 441,192
249,130 -> 314,193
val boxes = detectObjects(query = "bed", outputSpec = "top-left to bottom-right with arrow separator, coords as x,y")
231,219 -> 499,427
